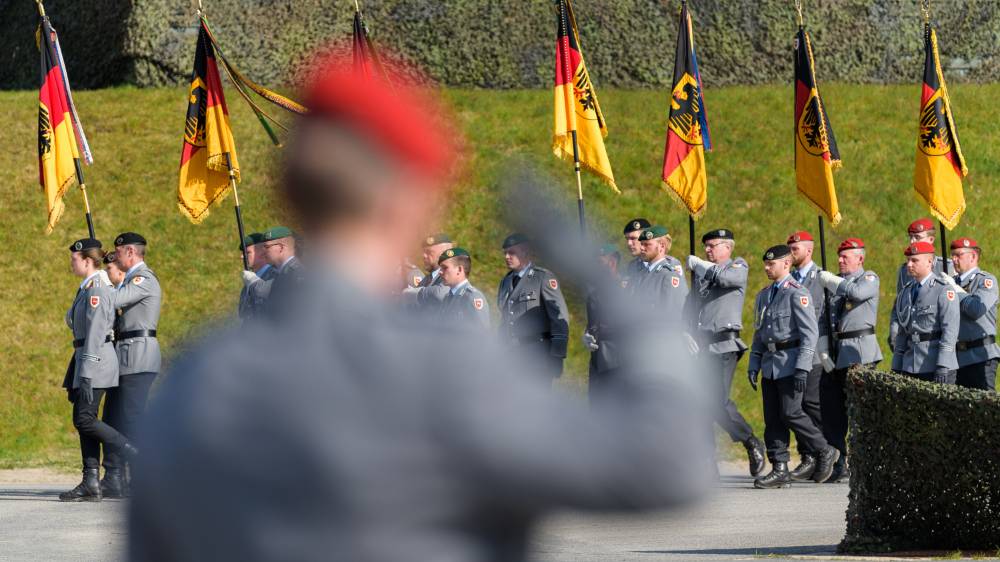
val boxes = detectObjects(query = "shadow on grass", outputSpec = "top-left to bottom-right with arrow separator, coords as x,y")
634,544 -> 836,557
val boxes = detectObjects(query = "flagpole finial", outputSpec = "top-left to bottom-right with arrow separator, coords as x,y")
196,0 -> 204,16
355,0 -> 361,12
794,0 -> 804,28
35,0 -> 46,17
921,0 -> 930,24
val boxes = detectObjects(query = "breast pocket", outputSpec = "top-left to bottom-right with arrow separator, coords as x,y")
515,292 -> 537,314
771,310 -> 792,337
914,305 -> 937,330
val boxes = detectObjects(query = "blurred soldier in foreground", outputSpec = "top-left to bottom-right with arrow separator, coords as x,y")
621,218 -> 650,288
785,231 -> 829,483
891,241 -> 960,384
583,244 -> 623,402
686,229 -> 765,478
130,54 -> 712,561
431,247 -> 491,331
944,237 -> 999,391
748,245 -> 839,488
238,233 -> 276,320
497,233 -> 571,380
814,238 -> 881,482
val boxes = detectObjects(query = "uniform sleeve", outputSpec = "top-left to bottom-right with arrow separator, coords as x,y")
889,294 -> 905,354
838,272 -> 879,303
793,289 -> 819,372
475,299 -> 492,331
541,273 -> 570,358
415,285 -> 450,306
113,275 -> 158,308
247,277 -> 274,302
937,287 -> 960,369
711,259 -> 748,289
748,294 -> 763,373
959,275 -> 997,321
79,287 -> 114,380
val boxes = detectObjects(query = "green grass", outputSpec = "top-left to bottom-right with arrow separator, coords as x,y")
3,83 -> 1000,468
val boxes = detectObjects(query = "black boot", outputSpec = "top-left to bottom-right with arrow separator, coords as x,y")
754,461 -> 790,489
59,468 -> 102,502
825,457 -> 849,483
743,435 -> 766,477
100,468 -> 125,499
789,454 -> 817,482
812,446 -> 841,483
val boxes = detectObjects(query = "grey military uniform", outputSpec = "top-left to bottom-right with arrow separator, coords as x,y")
497,264 -> 570,360
691,257 -> 749,354
631,257 -> 688,322
749,277 -> 818,379
417,268 -> 444,289
954,268 -> 1000,367
413,269 -> 449,312
436,281 -> 491,331
402,266 -> 424,290
622,256 -> 646,290
794,263 -> 831,363
829,268 -> 883,368
895,256 -> 954,294
890,275 -> 960,374
113,263 -> 162,375
239,264 -> 278,320
65,275 -> 119,390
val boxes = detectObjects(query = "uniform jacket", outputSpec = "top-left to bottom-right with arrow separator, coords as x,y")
417,268 -> 443,289
689,257 -> 748,355
954,268 -> 1000,367
436,281 -> 491,331
239,265 -> 278,320
402,266 -> 424,290
891,275 -> 960,373
497,264 -> 570,358
829,268 -> 882,368
585,273 -> 625,374
749,276 -> 818,379
266,256 -> 307,318
65,274 -> 119,389
630,257 -> 688,324
793,262 -> 831,364
414,268 -> 448,313
895,256 -> 954,294
622,256 -> 646,291
113,262 -> 162,375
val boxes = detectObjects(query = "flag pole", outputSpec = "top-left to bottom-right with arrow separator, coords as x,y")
818,214 -> 837,363
73,159 -> 95,238
938,220 -> 948,274
688,215 -> 696,284
225,152 -> 250,271
570,129 -> 586,236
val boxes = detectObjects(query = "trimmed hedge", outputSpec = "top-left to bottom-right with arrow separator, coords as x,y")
2,1 -> 1000,89
840,367 -> 1000,553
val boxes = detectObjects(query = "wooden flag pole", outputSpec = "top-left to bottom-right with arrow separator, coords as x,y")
570,129 -> 586,237
225,152 -> 250,271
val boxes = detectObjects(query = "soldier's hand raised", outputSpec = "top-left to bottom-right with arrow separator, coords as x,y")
817,270 -> 842,292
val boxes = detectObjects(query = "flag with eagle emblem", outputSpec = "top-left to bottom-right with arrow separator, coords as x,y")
553,0 -> 617,193
37,15 -> 83,234
914,25 -> 967,230
177,19 -> 240,224
661,1 -> 711,218
794,27 -> 841,227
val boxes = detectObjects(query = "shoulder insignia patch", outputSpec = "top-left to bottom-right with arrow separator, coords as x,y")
412,276 -> 422,286
787,280 -> 802,289
733,262 -> 745,268
946,290 -> 956,301
89,296 -> 100,308
800,296 -> 810,307
671,276 -> 680,288
132,276 -> 145,285
845,302 -> 854,311
548,278 -> 558,290
865,274 -> 875,282
986,279 -> 994,290
473,298 -> 484,310
85,280 -> 94,289
673,265 -> 684,274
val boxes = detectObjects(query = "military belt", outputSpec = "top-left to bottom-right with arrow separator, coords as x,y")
909,331 -> 942,343
708,330 -> 740,344
115,329 -> 157,340
73,334 -> 114,348
957,335 -> 996,352
834,327 -> 875,340
765,339 -> 800,353
510,332 -> 552,346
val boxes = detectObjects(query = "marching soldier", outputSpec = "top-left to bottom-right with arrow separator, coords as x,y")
944,237 -> 999,391
103,252 -> 125,287
890,241 -> 960,383
497,233 -> 570,380
418,233 -> 453,288
433,247 -> 490,331
895,218 -> 954,293
584,244 -> 624,402
632,226 -> 687,321
105,232 -> 162,496
748,245 -> 840,488
238,233 -> 278,320
785,231 -> 829,482
686,229 -> 766,478
622,218 -> 651,288
814,238 -> 882,482
59,239 -> 136,502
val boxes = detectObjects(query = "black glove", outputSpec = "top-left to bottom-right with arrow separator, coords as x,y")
67,388 -> 77,403
793,369 -> 809,393
80,378 -> 94,405
747,370 -> 759,391
933,367 -> 952,384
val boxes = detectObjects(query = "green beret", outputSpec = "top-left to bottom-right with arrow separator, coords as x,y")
263,226 -> 293,241
640,226 -> 669,241
423,233 -> 452,246
598,243 -> 620,258
438,247 -> 470,264
241,232 -> 265,250
502,233 -> 529,249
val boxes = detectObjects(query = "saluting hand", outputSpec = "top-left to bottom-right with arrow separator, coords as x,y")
241,270 -> 261,287
817,270 -> 842,292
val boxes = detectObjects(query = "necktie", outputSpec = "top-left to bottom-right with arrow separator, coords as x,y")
512,275 -> 521,291
910,282 -> 921,304
768,283 -> 779,304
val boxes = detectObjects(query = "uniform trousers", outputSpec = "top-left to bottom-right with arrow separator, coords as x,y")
820,363 -> 878,458
761,376 -> 828,463
708,351 -> 752,443
73,388 -> 127,470
957,359 -> 998,391
796,364 -> 823,456
102,372 -> 156,470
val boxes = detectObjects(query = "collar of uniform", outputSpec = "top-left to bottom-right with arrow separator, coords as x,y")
256,263 -> 272,277
516,263 -> 534,278
647,257 -> 667,271
916,272 -> 934,286
959,267 -> 980,284
79,271 -> 101,291
279,255 -> 296,273
775,273 -> 793,289
125,261 -> 146,280
796,261 -> 815,278
844,268 -> 864,281
450,279 -> 470,295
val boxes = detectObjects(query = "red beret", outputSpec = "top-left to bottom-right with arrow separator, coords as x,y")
302,52 -> 459,181
837,238 -> 865,253
786,231 -> 813,244
951,237 -> 979,250
904,241 -> 936,256
908,218 -> 934,234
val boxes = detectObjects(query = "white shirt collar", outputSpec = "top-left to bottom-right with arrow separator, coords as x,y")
516,263 -> 534,278
450,279 -> 470,295
79,271 -> 101,290
125,261 -> 145,279
796,261 -> 815,277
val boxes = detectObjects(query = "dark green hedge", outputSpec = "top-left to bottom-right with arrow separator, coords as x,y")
2,1 -> 1000,89
840,367 -> 1000,553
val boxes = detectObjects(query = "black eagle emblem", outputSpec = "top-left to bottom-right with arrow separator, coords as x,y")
796,93 -> 828,156
919,92 -> 951,156
38,104 -> 52,157
668,74 -> 702,145
184,77 -> 208,147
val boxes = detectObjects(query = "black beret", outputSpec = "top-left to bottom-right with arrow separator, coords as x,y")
623,218 -> 651,235
69,238 -> 102,252
114,232 -> 146,247
502,232 -> 529,250
423,233 -> 452,246
762,244 -> 791,261
102,252 -> 116,265
702,229 -> 734,243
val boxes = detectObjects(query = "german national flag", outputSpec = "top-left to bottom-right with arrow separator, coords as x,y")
38,15 -> 81,234
661,2 -> 711,218
178,19 -> 240,224
914,24 -> 967,230
794,27 -> 841,227
553,0 -> 617,193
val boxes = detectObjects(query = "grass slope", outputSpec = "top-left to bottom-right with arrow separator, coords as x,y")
2,84 -> 999,467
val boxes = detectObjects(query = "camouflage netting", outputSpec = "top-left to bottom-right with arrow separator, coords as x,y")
840,366 -> 1000,553
1,0 -> 999,89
